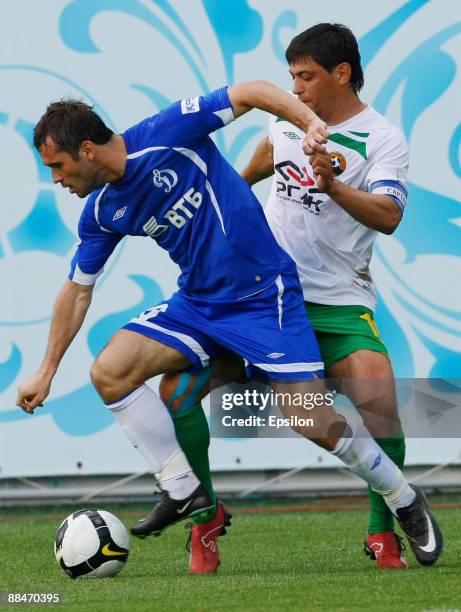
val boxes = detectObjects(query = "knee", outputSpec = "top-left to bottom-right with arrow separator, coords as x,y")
159,367 -> 211,414
90,357 -> 117,403
287,405 -> 346,447
159,372 -> 180,411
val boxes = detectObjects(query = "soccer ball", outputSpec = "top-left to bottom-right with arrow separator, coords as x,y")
54,509 -> 130,579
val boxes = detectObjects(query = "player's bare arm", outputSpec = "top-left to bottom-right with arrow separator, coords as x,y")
16,280 -> 93,413
227,81 -> 328,154
241,137 -> 274,186
309,150 -> 402,235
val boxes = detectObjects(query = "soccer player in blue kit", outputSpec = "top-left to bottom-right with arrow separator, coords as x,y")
17,81 -> 442,573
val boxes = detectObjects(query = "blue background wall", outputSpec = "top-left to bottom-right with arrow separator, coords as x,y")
1,1 -> 460,476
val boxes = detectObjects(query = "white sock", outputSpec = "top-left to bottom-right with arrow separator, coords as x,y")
108,385 -> 200,499
332,410 -> 415,514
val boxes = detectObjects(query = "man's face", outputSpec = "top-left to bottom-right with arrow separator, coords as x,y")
289,57 -> 342,121
39,137 -> 98,198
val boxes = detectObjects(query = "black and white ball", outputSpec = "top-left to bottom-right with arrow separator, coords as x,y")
54,509 -> 130,578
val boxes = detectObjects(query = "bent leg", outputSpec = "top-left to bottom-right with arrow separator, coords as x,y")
329,350 -> 401,438
270,377 -> 414,515
90,329 -> 204,499
329,350 -> 406,535
160,353 -> 246,521
161,365 -> 215,519
91,329 -> 191,403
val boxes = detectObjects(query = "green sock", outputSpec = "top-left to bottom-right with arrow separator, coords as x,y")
172,401 -> 218,524
368,433 -> 406,534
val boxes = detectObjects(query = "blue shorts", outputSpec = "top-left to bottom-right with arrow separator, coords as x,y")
123,272 -> 324,381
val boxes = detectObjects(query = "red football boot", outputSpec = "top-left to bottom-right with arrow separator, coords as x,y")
364,532 -> 408,569
187,501 -> 232,574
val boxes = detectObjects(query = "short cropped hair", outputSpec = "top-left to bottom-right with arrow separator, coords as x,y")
34,99 -> 113,159
286,23 -> 364,93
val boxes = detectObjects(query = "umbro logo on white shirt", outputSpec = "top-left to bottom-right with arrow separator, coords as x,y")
113,206 -> 127,221
283,131 -> 301,140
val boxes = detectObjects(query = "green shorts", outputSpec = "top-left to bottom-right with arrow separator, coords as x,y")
305,302 -> 389,371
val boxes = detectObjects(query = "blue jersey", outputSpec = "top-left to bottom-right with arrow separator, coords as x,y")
69,87 -> 295,301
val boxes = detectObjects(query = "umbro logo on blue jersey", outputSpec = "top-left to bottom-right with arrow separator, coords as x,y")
143,215 -> 169,238
153,168 -> 178,193
267,352 -> 285,359
113,206 -> 127,221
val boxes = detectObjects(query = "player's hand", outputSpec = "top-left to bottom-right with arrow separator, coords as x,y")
303,117 -> 328,155
16,372 -> 52,414
309,151 -> 335,193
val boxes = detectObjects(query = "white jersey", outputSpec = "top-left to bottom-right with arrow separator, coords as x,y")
265,105 -> 409,311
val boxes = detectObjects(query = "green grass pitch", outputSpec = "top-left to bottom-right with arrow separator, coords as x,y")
0,494 -> 460,611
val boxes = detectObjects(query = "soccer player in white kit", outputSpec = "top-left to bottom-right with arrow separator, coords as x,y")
242,23 -> 410,569
162,23 -> 435,571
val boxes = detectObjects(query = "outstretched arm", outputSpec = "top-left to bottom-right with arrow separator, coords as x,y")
16,280 -> 94,413
227,81 -> 328,154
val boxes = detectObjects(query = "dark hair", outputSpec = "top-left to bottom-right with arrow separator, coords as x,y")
286,23 -> 364,93
33,99 -> 113,159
